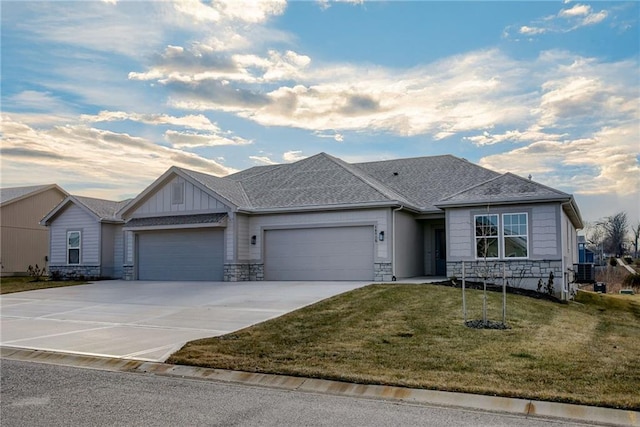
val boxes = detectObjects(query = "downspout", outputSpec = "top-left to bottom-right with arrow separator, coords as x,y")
392,205 -> 404,281
560,201 -> 572,301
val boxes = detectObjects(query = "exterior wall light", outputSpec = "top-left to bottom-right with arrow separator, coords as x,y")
378,231 -> 384,242
251,235 -> 257,245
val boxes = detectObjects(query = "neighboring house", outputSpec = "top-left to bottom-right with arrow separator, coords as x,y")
0,184 -> 68,276
40,196 -> 130,279
43,153 -> 583,299
578,235 -> 595,264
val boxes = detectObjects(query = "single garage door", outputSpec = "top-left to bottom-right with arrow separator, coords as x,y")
264,226 -> 374,281
137,229 -> 224,281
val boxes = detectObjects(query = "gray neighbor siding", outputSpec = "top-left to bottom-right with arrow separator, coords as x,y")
49,204 -> 101,277
445,203 -> 575,297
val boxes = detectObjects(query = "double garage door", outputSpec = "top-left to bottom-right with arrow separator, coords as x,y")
264,226 -> 374,281
137,229 -> 224,281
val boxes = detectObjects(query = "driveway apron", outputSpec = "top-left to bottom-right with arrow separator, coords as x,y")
0,280 -> 368,361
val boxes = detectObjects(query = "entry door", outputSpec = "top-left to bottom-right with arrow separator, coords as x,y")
435,229 -> 446,276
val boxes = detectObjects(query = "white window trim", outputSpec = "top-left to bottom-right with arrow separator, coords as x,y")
502,213 -> 529,259
474,214 -> 499,260
67,230 -> 81,265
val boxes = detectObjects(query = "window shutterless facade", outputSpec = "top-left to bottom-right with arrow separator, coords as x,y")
474,213 -> 528,259
67,231 -> 81,264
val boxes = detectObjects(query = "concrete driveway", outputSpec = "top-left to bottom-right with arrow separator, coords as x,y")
0,280 -> 368,362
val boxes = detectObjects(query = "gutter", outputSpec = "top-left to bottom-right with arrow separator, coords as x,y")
392,205 -> 404,281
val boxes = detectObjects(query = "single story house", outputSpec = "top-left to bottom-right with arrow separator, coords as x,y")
42,153 -> 583,298
0,184 -> 68,276
41,195 -> 130,279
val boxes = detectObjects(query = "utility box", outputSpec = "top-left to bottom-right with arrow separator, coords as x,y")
594,282 -> 606,293
620,289 -> 635,295
574,263 -> 595,283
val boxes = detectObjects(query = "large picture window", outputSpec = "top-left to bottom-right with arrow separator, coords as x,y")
503,213 -> 528,258
475,214 -> 499,259
67,231 -> 81,264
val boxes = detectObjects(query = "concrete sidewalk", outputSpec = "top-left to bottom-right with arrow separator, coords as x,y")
2,347 -> 637,427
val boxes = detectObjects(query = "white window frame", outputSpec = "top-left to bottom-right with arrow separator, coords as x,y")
502,213 -> 529,259
474,214 -> 499,260
67,230 -> 81,265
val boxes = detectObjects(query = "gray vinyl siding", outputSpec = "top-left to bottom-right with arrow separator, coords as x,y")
236,213 -> 250,262
394,210 -> 423,278
113,226 -> 124,278
132,176 -> 228,217
446,203 -> 562,261
100,223 -> 123,278
49,204 -> 100,265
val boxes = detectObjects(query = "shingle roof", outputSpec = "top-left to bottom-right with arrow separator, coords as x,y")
354,155 -> 500,212
436,173 -> 571,207
74,196 -> 131,222
231,153 -> 412,209
179,168 -> 250,207
0,184 -> 65,206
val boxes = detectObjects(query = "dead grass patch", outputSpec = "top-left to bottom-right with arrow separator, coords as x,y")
169,284 -> 640,410
0,276 -> 88,294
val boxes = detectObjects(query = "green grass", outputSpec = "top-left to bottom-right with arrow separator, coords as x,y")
169,284 -> 640,410
0,276 -> 88,294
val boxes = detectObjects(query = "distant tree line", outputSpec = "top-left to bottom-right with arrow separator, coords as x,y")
585,212 -> 640,258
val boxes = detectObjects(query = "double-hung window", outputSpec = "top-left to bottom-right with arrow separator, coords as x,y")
474,213 -> 528,259
475,214 -> 499,259
503,213 -> 528,258
67,231 -> 81,265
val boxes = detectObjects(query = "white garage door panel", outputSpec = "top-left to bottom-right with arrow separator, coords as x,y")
137,229 -> 224,281
264,226 -> 374,281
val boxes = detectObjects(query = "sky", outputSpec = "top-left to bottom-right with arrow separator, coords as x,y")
1,0 -> 639,225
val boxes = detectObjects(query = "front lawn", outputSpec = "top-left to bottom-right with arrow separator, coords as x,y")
0,276 -> 88,294
169,284 -> 640,410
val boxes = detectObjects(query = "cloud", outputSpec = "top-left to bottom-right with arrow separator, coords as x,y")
164,130 -> 252,148
519,26 -> 546,35
172,0 -> 286,24
505,2 -> 610,39
282,150 -> 307,162
479,122 -> 640,197
249,155 -> 278,165
0,114 -> 236,199
314,131 -> 344,142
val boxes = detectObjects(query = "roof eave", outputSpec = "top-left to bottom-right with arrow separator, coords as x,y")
238,200 -> 421,215
434,195 -> 571,209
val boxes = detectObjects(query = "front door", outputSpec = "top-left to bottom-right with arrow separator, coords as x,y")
435,229 -> 446,276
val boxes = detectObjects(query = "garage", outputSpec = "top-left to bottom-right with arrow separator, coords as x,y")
264,226 -> 374,281
137,228 -> 224,281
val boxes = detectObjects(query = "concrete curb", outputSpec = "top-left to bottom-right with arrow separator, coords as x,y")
2,346 -> 638,426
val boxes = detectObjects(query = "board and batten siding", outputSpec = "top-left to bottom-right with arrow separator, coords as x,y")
446,203 -> 562,261
49,204 -> 100,265
247,209 -> 390,262
100,223 -> 124,278
236,213 -> 250,262
131,176 -> 228,217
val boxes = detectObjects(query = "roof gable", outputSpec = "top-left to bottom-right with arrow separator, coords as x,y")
0,184 -> 67,207
42,195 -> 128,225
436,173 -> 571,207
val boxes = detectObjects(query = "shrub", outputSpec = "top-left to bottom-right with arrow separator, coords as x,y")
27,264 -> 46,282
609,257 -> 618,267
623,256 -> 633,265
622,273 -> 640,290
